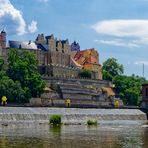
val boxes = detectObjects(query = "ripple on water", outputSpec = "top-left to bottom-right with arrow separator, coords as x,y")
0,123 -> 148,148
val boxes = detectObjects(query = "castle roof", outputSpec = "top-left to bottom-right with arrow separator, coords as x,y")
61,40 -> 68,48
37,43 -> 48,51
74,48 -> 99,65
9,40 -> 39,50
46,34 -> 54,40
71,41 -> 80,51
46,35 -> 52,39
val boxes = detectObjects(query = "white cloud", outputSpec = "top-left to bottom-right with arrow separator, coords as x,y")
0,0 -> 39,35
134,61 -> 148,66
92,19 -> 148,47
92,20 -> 148,38
28,21 -> 38,33
0,0 -> 26,35
95,39 -> 139,48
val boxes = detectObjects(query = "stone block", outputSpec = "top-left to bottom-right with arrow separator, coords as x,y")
30,98 -> 42,106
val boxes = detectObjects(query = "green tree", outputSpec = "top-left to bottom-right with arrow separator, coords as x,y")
0,59 -> 4,71
7,48 -> 45,102
102,58 -> 124,81
113,74 -> 146,106
0,71 -> 25,103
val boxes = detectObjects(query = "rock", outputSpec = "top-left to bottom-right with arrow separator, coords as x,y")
30,98 -> 42,106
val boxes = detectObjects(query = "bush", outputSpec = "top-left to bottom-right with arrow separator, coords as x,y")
79,69 -> 91,78
87,119 -> 97,125
49,115 -> 62,126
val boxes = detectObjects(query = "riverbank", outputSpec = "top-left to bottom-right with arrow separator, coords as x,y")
0,107 -> 147,125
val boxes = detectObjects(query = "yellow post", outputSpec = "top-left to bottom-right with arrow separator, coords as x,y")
114,100 -> 119,108
1,96 -> 7,106
66,99 -> 71,108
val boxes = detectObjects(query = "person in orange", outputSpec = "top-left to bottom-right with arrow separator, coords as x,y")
1,96 -> 7,106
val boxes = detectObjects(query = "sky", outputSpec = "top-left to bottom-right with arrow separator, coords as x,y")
1,0 -> 148,78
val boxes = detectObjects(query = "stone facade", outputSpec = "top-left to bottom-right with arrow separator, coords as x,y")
38,65 -> 80,78
141,84 -> 148,108
0,30 -> 6,50
35,34 -> 71,67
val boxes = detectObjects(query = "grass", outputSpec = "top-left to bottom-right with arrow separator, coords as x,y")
87,119 -> 97,125
49,115 -> 62,126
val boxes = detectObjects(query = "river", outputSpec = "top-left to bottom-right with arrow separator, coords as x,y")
0,123 -> 147,148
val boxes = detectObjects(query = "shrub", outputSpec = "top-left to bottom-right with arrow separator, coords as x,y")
49,115 -> 62,126
78,69 -> 91,78
87,120 -> 97,125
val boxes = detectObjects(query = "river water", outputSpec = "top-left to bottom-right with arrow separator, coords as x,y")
0,123 -> 147,148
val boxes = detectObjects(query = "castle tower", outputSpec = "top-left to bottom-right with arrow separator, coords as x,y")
47,34 -> 56,51
1,30 -> 6,49
62,39 -> 70,53
35,33 -> 46,44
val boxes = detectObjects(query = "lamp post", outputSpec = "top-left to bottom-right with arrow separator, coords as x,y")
143,63 -> 145,78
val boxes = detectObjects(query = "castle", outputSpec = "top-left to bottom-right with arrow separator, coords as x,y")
0,30 -> 119,107
0,31 -> 102,80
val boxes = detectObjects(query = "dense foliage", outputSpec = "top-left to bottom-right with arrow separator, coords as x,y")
0,48 -> 45,103
79,69 -> 91,78
0,70 -> 25,103
113,75 -> 146,105
102,58 -> 147,106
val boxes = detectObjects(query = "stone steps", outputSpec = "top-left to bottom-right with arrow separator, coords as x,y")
58,83 -> 100,98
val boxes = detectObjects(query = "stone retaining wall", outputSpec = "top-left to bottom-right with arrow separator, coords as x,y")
0,108 -> 147,124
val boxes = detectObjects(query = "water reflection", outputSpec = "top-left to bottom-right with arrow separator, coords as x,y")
0,124 -> 147,148
49,126 -> 61,137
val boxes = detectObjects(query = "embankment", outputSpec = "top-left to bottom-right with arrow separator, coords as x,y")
0,107 -> 147,125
